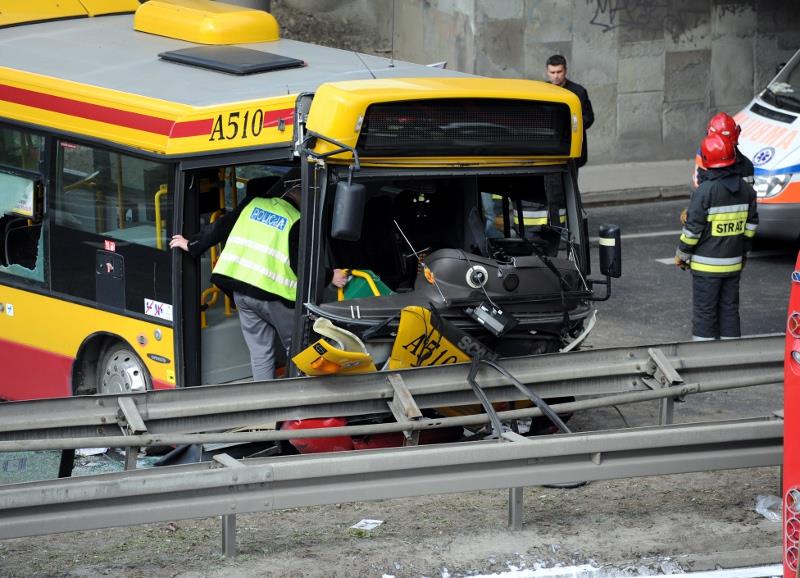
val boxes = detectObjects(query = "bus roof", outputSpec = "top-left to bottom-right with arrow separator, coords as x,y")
0,7 -> 467,156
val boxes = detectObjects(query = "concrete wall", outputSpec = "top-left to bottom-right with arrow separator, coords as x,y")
276,0 -> 800,164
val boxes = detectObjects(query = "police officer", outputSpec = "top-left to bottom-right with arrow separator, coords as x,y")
170,179 -> 347,380
676,133 -> 758,340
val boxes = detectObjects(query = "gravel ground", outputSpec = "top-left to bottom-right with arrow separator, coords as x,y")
0,395 -> 783,578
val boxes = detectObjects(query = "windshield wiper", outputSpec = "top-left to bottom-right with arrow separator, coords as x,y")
764,87 -> 800,112
776,92 -> 800,108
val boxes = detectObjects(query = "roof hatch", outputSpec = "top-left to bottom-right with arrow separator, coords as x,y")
159,46 -> 304,75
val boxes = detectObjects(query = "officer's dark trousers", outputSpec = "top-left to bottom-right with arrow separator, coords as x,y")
692,274 -> 741,339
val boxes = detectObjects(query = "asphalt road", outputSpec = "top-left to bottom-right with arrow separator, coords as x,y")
572,198 -> 793,427
584,198 -> 797,347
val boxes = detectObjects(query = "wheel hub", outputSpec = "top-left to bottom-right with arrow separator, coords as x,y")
101,350 -> 148,394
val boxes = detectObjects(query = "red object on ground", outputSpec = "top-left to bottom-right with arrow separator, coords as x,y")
351,427 -> 463,450
282,417 -> 354,453
282,418 -> 464,454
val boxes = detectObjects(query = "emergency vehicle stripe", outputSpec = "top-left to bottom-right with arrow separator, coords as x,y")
215,253 -> 297,290
680,227 -> 701,245
690,255 -> 743,274
515,209 -> 548,226
753,162 -> 800,176
691,255 -> 742,265
707,211 -> 748,222
225,236 -> 291,264
513,209 -> 566,226
690,261 -> 742,273
708,204 -> 748,214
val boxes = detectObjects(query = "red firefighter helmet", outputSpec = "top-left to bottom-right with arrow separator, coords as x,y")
707,112 -> 741,145
700,133 -> 736,168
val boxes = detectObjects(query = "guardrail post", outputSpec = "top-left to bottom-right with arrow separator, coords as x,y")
645,348 -> 684,426
508,487 -> 523,531
222,514 -> 237,558
123,447 -> 138,471
212,454 -> 243,557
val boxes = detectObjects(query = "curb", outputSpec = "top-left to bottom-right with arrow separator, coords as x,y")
582,184 -> 690,207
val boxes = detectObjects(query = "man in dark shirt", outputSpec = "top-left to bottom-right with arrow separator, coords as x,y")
546,54 -> 594,169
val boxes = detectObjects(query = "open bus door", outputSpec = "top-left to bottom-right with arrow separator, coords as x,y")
785,252 -> 800,577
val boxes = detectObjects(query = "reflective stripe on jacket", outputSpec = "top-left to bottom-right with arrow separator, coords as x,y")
677,170 -> 758,277
213,197 -> 301,301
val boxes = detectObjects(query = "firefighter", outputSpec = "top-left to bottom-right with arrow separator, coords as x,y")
676,133 -> 758,341
696,112 -> 754,185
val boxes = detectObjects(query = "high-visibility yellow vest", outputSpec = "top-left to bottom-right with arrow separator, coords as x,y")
213,197 -> 300,301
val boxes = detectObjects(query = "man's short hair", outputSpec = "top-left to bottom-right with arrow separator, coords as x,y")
546,54 -> 567,68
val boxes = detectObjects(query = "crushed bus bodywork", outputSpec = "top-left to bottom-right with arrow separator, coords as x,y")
293,79 -> 620,367
0,0 -> 620,459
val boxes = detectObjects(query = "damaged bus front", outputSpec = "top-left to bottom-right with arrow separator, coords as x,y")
291,78 -> 621,374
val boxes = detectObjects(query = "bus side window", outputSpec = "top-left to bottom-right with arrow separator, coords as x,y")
0,126 -> 45,283
54,142 -> 170,250
51,141 -> 172,311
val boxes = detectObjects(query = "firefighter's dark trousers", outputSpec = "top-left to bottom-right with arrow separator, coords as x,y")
692,274 -> 741,339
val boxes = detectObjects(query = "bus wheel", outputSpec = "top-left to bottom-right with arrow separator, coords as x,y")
97,343 -> 151,394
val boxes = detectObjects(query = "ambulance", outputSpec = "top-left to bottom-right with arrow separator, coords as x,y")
734,48 -> 800,241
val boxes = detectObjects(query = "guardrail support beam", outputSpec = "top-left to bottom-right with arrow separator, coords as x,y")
213,453 -> 243,557
508,487 -> 523,531
222,514 -> 236,558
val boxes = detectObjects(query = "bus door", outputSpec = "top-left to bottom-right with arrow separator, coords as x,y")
177,161 -> 298,386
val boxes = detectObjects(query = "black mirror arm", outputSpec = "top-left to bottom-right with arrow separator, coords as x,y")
588,276 -> 612,302
301,131 -> 361,171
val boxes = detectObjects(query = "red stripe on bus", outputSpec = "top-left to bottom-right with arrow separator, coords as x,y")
0,83 -> 176,135
263,108 -> 295,127
0,84 -> 294,138
152,379 -> 175,391
169,118 -> 214,137
0,338 -> 73,401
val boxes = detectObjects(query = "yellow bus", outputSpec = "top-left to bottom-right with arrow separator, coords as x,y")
0,0 -> 619,401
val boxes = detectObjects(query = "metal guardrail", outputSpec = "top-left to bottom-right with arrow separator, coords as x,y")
0,416 -> 782,541
0,334 -> 784,446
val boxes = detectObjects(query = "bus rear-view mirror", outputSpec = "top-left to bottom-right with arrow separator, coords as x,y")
598,223 -> 621,278
331,181 -> 366,241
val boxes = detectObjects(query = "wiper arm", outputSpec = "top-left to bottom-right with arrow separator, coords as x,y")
776,92 -> 800,108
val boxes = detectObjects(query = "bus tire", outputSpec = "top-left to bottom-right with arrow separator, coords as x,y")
96,342 -> 151,395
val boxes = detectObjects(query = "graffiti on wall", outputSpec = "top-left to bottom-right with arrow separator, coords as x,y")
586,0 -> 750,43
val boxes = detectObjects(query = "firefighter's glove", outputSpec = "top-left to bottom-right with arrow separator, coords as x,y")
679,209 -> 688,225
674,255 -> 689,271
